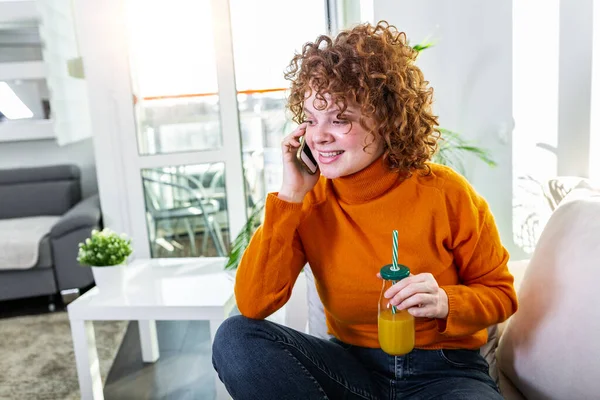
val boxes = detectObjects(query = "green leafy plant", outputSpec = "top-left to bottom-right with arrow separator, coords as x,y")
224,39 -> 497,270
225,198 -> 265,270
77,228 -> 133,267
432,128 -> 497,175
411,40 -> 435,52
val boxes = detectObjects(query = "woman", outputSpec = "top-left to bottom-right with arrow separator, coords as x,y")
212,21 -> 517,399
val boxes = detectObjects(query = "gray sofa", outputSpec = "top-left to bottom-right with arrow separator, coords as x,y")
0,165 -> 101,305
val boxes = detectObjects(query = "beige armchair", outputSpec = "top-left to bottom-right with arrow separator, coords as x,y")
496,186 -> 600,399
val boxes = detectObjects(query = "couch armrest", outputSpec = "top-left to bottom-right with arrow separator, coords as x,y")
50,194 -> 101,238
51,227 -> 96,290
508,259 -> 529,294
498,368 -> 527,400
497,259 -> 530,338
49,194 -> 100,290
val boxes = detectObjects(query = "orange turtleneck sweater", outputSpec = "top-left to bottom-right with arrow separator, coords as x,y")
235,157 -> 518,350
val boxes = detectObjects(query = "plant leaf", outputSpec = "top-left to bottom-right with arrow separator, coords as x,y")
433,128 -> 498,174
413,42 -> 434,52
225,199 -> 266,270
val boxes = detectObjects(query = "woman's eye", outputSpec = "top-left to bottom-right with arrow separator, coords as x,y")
302,119 -> 315,126
333,120 -> 349,125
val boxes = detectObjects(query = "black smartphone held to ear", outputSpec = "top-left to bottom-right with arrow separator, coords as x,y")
296,135 -> 319,175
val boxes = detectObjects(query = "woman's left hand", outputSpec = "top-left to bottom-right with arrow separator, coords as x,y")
377,272 -> 449,319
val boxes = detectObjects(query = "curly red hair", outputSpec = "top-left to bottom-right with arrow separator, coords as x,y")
285,21 -> 440,175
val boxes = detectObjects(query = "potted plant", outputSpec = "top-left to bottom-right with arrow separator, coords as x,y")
78,228 -> 133,293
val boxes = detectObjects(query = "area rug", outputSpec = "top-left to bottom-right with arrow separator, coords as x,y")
0,311 -> 127,400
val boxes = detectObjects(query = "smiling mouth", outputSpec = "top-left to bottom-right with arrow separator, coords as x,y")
318,150 -> 344,158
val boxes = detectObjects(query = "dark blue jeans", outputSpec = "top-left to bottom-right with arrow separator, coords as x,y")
212,315 -> 502,400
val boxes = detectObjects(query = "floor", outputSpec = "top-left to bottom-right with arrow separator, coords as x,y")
1,296 -> 221,400
104,320 -> 217,400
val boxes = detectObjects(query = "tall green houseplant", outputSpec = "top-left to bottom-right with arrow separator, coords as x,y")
225,41 -> 497,270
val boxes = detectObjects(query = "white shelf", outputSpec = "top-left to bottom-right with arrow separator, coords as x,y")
0,119 -> 55,142
0,1 -> 39,24
0,61 -> 46,81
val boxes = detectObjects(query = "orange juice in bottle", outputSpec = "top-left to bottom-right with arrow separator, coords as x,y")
378,264 -> 415,356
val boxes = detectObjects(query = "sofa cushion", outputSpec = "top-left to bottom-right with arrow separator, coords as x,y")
0,165 -> 81,219
482,260 -> 529,386
0,216 -> 60,270
497,187 -> 600,399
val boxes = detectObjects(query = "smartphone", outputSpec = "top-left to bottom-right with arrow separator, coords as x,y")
296,135 -> 319,175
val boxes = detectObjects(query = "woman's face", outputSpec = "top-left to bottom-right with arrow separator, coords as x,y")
303,92 -> 384,179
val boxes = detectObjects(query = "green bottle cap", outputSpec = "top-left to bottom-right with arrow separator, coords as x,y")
380,264 -> 410,281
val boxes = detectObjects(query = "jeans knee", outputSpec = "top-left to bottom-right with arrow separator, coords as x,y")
212,315 -> 264,373
213,315 -> 245,354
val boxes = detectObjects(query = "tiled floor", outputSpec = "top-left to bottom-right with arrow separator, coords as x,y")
104,320 -> 217,400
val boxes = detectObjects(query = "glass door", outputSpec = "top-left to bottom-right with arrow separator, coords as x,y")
74,0 -> 246,259
125,0 -> 242,258
125,0 -> 248,259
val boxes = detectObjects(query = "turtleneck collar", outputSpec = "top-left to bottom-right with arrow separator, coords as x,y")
330,155 -> 403,204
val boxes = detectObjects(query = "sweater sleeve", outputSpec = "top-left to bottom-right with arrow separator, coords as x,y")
234,192 -> 308,319
437,175 -> 518,337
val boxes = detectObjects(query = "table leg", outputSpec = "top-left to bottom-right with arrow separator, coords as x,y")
70,319 -> 104,400
139,320 -> 160,363
210,319 -> 229,400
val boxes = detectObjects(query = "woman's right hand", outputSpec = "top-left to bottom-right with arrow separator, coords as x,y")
278,123 -> 320,203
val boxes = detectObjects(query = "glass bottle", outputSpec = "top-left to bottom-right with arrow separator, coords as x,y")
378,264 -> 415,356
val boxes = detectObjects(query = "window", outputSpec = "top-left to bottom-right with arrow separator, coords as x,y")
126,0 -> 222,155
230,0 -> 327,205
512,0 -> 560,255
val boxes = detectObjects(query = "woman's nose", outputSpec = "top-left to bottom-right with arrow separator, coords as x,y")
309,124 -> 334,146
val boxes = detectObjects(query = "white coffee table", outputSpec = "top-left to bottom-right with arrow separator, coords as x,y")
67,257 -> 235,400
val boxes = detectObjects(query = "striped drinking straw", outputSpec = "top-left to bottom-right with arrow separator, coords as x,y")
391,229 -> 399,314
392,230 -> 399,271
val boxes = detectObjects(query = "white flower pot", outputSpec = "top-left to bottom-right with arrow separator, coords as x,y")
91,264 -> 126,295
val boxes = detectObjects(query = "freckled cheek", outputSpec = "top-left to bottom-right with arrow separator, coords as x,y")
303,127 -> 316,146
343,123 -> 364,135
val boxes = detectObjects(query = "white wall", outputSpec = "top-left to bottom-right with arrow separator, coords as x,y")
374,1 -> 516,255
557,0 -> 594,177
37,0 -> 93,146
591,0 -> 600,184
0,138 -> 98,198
511,0 -> 560,256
